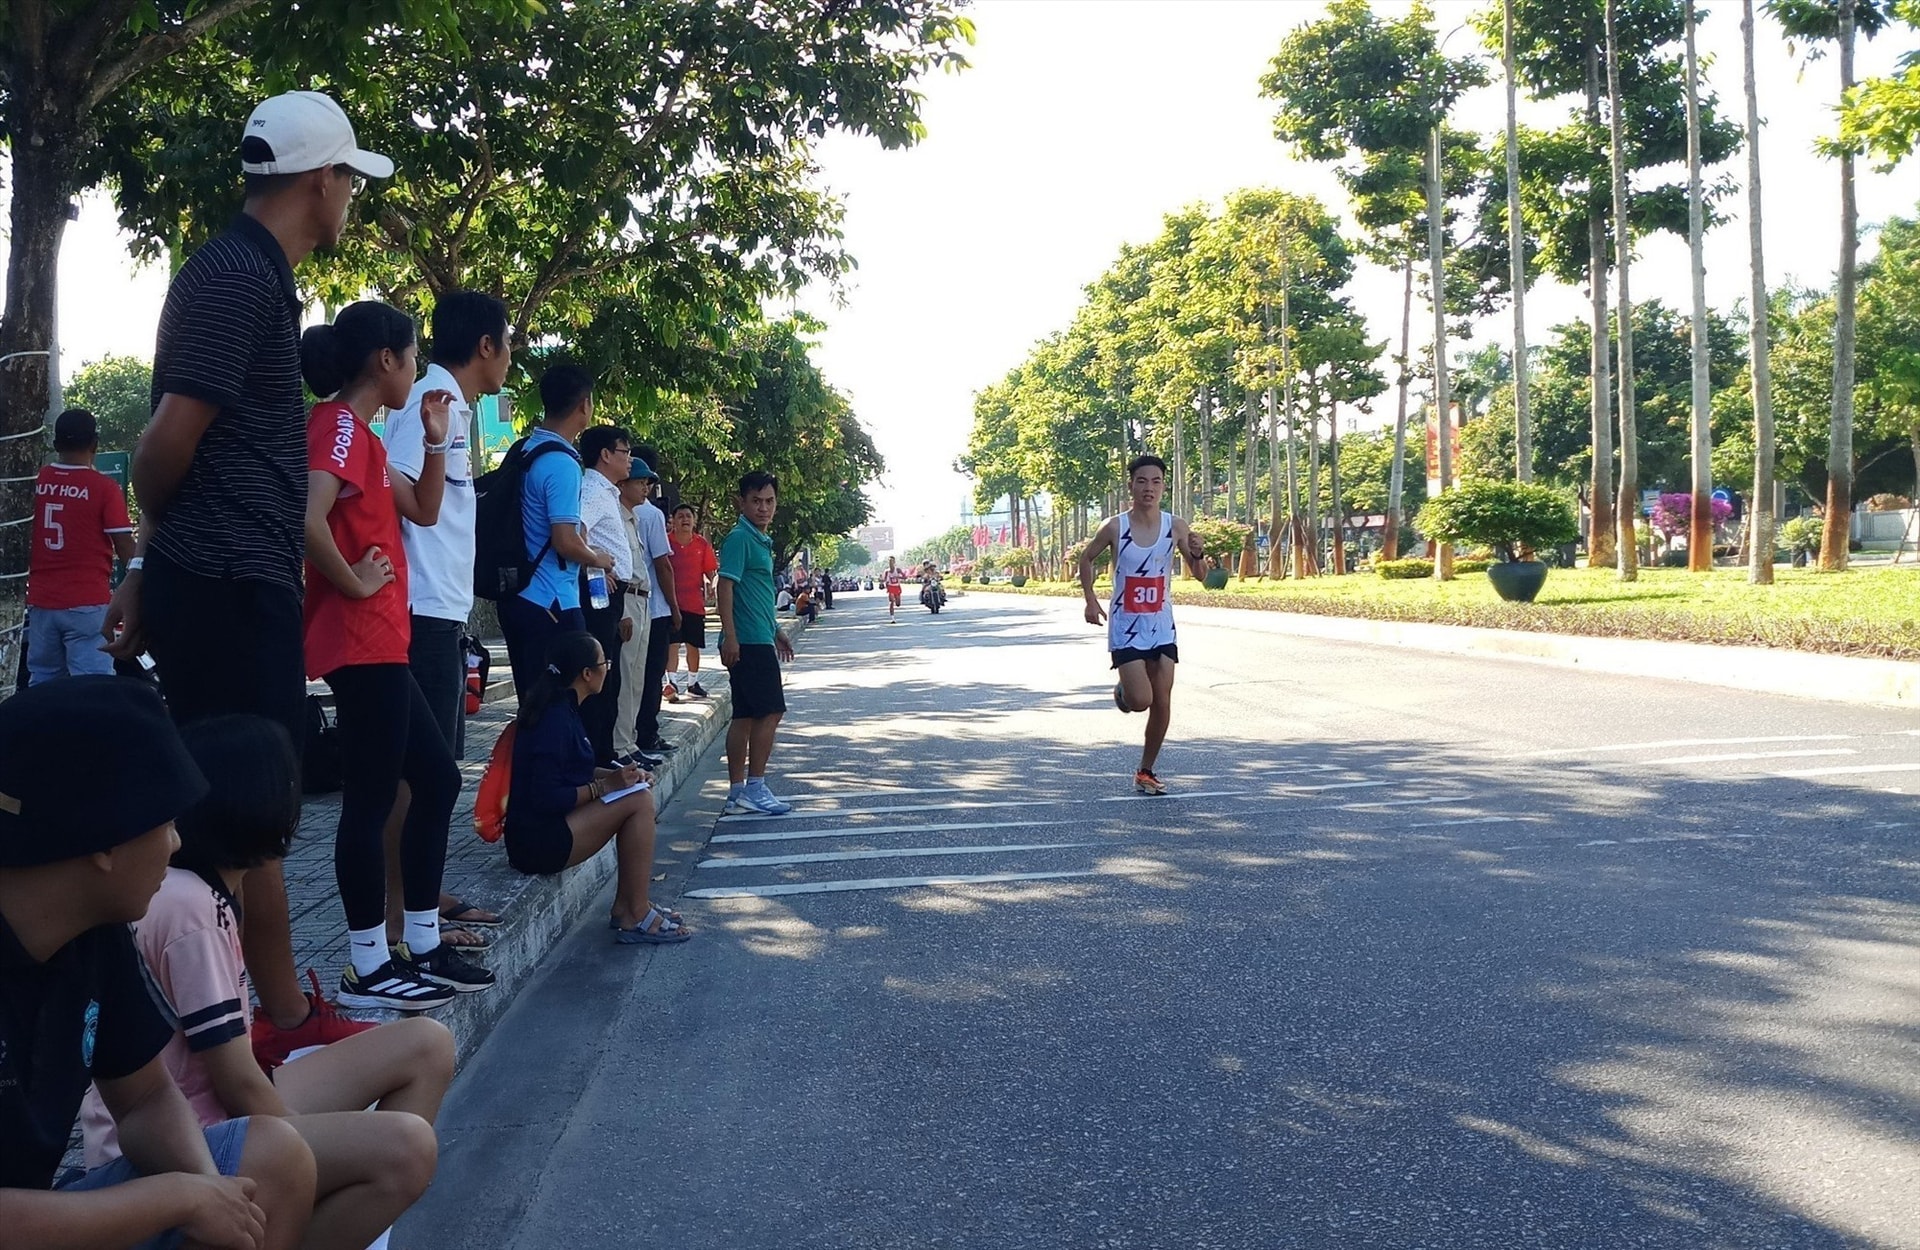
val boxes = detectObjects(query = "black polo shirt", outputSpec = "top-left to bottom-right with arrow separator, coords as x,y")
0,912 -> 174,1190
148,213 -> 307,595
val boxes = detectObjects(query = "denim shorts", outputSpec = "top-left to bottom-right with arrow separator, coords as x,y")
57,1118 -> 251,1249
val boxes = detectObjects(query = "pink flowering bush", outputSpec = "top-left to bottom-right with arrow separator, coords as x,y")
1650,492 -> 1732,540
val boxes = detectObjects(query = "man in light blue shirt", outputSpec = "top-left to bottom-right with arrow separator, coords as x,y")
497,365 -> 613,699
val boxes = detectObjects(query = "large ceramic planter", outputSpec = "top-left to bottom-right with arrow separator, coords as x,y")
1203,568 -> 1230,591
1010,575 -> 1028,587
1486,559 -> 1549,603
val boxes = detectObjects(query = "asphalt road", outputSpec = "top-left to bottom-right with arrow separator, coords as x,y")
403,589 -> 1920,1250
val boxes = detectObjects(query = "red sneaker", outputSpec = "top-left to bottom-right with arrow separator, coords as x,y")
250,969 -> 379,1074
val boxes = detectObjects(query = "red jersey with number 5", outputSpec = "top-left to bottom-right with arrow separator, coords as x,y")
1108,511 -> 1176,653
28,464 -> 132,610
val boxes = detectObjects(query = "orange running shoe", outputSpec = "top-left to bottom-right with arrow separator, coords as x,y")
1135,770 -> 1168,796
662,682 -> 680,703
250,969 -> 379,1074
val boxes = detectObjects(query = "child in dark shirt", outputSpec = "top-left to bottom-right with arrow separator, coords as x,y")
0,677 -> 315,1250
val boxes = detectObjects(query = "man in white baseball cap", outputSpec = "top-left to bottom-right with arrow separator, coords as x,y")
104,88 -> 397,1074
241,89 -> 395,181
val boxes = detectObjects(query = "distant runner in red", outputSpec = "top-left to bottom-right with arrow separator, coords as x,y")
25,409 -> 134,683
1079,454 -> 1205,796
883,554 -> 906,622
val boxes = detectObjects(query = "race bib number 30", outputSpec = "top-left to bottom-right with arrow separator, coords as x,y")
1120,575 -> 1166,613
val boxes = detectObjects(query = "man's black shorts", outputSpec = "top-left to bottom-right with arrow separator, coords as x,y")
1111,644 -> 1178,669
729,643 -> 786,720
675,612 -> 707,649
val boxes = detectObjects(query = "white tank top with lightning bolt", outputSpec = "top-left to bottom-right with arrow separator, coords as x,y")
1108,511 -> 1176,653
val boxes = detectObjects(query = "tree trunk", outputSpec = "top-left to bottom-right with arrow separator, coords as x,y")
1328,403 -> 1346,574
1505,0 -> 1534,485
1172,399 -> 1187,520
1685,0 -> 1715,572
0,95 -> 84,691
1427,123 -> 1454,582
1245,392 -> 1260,528
1742,0 -> 1777,584
1226,389 -> 1241,522
1200,385 -> 1214,519
1606,0 -> 1640,581
1586,52 -> 1618,569
1822,0 -> 1859,572
1306,403 -> 1322,574
1383,254 -> 1415,561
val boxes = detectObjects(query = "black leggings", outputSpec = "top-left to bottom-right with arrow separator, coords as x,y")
324,664 -> 461,930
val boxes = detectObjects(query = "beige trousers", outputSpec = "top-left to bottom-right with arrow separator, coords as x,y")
613,591 -> 651,756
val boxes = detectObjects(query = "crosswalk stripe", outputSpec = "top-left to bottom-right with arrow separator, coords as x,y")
712,818 -> 1052,845
714,781 -> 1392,824
687,870 -> 1097,899
1522,734 -> 1855,757
1771,761 -> 1920,778
1659,748 -> 1858,765
698,841 -> 1094,870
710,794 -> 1479,845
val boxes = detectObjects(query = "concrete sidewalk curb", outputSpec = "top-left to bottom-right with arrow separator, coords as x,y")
1172,602 -> 1920,710
429,615 -> 809,1066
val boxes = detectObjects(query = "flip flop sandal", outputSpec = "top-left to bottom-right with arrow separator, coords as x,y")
440,898 -> 502,927
609,906 -> 682,929
439,925 -> 491,951
614,907 -> 692,945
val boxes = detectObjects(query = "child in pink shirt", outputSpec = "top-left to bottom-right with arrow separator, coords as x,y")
80,715 -> 454,1248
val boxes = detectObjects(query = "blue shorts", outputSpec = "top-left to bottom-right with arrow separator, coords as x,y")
57,1118 -> 251,1250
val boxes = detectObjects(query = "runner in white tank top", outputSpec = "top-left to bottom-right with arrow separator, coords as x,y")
1078,454 -> 1206,796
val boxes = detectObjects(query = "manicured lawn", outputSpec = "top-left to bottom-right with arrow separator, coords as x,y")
967,565 -> 1920,660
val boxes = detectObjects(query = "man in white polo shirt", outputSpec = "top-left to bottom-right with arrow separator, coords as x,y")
381,292 -> 511,939
383,292 -> 511,760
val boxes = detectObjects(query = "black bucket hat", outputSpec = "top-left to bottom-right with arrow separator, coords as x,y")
0,677 -> 210,867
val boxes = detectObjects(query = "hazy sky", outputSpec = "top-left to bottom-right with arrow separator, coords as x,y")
22,0 -> 1920,550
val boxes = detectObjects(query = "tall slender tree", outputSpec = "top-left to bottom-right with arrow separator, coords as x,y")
1504,0 -> 1535,484
1744,0 -> 1780,583
1605,0 -> 1643,580
1769,0 -> 1893,569
1685,0 -> 1716,570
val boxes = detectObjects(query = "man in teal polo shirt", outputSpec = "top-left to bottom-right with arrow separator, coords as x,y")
717,470 -> 798,816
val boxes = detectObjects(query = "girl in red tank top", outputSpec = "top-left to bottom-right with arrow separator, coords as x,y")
301,302 -> 494,1010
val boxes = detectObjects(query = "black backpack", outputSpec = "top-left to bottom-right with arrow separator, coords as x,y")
472,436 -> 574,601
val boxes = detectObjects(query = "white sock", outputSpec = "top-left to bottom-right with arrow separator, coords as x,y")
348,925 -> 389,977
728,782 -> 745,799
404,909 -> 441,956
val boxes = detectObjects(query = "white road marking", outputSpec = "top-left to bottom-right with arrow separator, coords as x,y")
715,785 -> 1391,824
1522,734 -> 1854,757
1659,748 -> 1858,765
712,818 -> 1052,845
686,870 -> 1097,899
711,794 -> 1480,845
698,842 -> 1092,870
1771,762 -> 1920,778
774,787 -> 943,803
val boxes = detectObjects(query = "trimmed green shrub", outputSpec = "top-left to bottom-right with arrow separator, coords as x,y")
1414,481 -> 1579,563
1376,558 -> 1435,579
1189,516 -> 1254,562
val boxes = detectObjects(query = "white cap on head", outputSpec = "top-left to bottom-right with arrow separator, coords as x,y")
240,90 -> 394,179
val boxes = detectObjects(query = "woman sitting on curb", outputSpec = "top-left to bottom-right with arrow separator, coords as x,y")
507,631 -> 691,945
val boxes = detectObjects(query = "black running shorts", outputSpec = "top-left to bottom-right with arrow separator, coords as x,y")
1110,644 -> 1178,669
729,643 -> 787,720
674,612 -> 707,649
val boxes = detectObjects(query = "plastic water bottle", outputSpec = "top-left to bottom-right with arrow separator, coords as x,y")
587,570 -> 610,610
